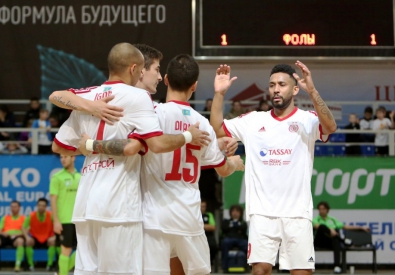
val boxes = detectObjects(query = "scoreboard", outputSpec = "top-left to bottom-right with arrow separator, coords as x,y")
193,0 -> 395,58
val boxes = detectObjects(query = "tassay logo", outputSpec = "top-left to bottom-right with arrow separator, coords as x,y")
259,148 -> 268,157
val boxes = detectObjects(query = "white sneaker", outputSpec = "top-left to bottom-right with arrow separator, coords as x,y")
334,266 -> 342,274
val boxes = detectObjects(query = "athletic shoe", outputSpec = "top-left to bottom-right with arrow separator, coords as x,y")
29,266 -> 35,272
334,266 -> 342,274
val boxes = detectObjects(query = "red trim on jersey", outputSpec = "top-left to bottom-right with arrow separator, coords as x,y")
96,120 -> 106,140
128,131 -> 163,140
222,122 -> 232,137
270,107 -> 298,121
103,80 -> 124,85
168,100 -> 190,106
54,138 -> 76,152
67,88 -> 76,94
129,138 -> 149,156
201,157 -> 226,170
319,124 -> 330,143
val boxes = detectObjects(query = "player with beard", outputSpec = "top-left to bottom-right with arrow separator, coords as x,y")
210,61 -> 337,275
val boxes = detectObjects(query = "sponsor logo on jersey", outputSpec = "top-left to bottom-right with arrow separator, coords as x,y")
259,148 -> 268,157
94,90 -> 112,101
182,109 -> 191,116
308,256 -> 314,262
82,158 -> 116,175
262,159 -> 291,166
65,179 -> 71,186
258,126 -> 266,132
247,243 -> 251,259
261,149 -> 293,156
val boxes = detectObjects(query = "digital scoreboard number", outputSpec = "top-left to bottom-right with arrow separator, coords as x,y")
193,0 -> 395,58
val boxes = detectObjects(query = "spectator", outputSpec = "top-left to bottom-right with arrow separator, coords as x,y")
256,99 -> 272,112
0,105 -> 16,141
201,199 -> 218,265
23,198 -> 56,271
49,105 -> 70,126
225,100 -> 245,119
49,114 -> 60,140
29,109 -> 53,154
0,142 -> 28,155
19,118 -> 34,152
313,201 -> 370,274
203,98 -> 213,119
23,97 -> 41,127
221,204 -> 248,272
344,113 -> 361,156
372,107 -> 395,156
359,106 -> 374,142
0,201 -> 25,272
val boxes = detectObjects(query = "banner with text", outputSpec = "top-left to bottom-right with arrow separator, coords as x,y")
0,155 -> 84,216
223,157 -> 395,263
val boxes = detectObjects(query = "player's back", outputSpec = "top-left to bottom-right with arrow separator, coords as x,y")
141,101 -> 225,236
55,81 -> 160,223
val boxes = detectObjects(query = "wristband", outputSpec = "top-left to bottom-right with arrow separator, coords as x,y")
86,139 -> 94,151
182,131 -> 192,144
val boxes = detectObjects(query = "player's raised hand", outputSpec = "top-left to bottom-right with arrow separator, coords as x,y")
228,155 -> 245,171
214,64 -> 237,96
293,60 -> 316,94
78,133 -> 92,156
89,95 -> 124,125
187,122 -> 211,147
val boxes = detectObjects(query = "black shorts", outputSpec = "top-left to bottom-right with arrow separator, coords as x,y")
56,224 -> 77,248
0,235 -> 23,247
375,145 -> 389,155
33,237 -> 48,248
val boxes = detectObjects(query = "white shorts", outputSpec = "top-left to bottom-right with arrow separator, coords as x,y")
143,229 -> 210,275
247,215 -> 315,270
74,221 -> 143,275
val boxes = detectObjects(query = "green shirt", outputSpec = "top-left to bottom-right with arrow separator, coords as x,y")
0,215 -> 24,235
23,212 -> 52,229
312,214 -> 344,230
49,168 -> 80,224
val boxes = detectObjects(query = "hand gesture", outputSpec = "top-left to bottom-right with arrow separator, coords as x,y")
187,122 -> 211,147
218,137 -> 238,157
389,111 -> 395,119
214,65 -> 237,96
78,134 -> 92,156
228,155 -> 245,171
89,95 -> 124,125
54,221 -> 63,235
293,60 -> 316,94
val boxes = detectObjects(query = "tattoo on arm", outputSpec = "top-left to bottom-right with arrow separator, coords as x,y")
52,96 -> 77,110
315,94 -> 334,121
92,139 -> 130,156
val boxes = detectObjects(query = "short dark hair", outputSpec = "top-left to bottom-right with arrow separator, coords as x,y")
270,64 -> 297,85
30,97 -> 39,102
166,54 -> 199,92
134,44 -> 163,70
229,204 -> 244,220
11,200 -> 20,206
317,201 -> 330,210
37,197 -> 48,205
364,106 -> 373,114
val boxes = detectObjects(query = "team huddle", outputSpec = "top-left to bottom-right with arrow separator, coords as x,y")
49,43 -> 337,275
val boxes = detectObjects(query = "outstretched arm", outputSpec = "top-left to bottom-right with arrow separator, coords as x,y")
78,123 -> 211,156
293,60 -> 337,135
49,90 -> 123,125
210,65 -> 238,137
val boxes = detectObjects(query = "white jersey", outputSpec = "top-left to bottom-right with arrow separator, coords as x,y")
372,118 -> 392,146
141,100 -> 226,236
54,81 -> 162,223
223,107 -> 329,221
